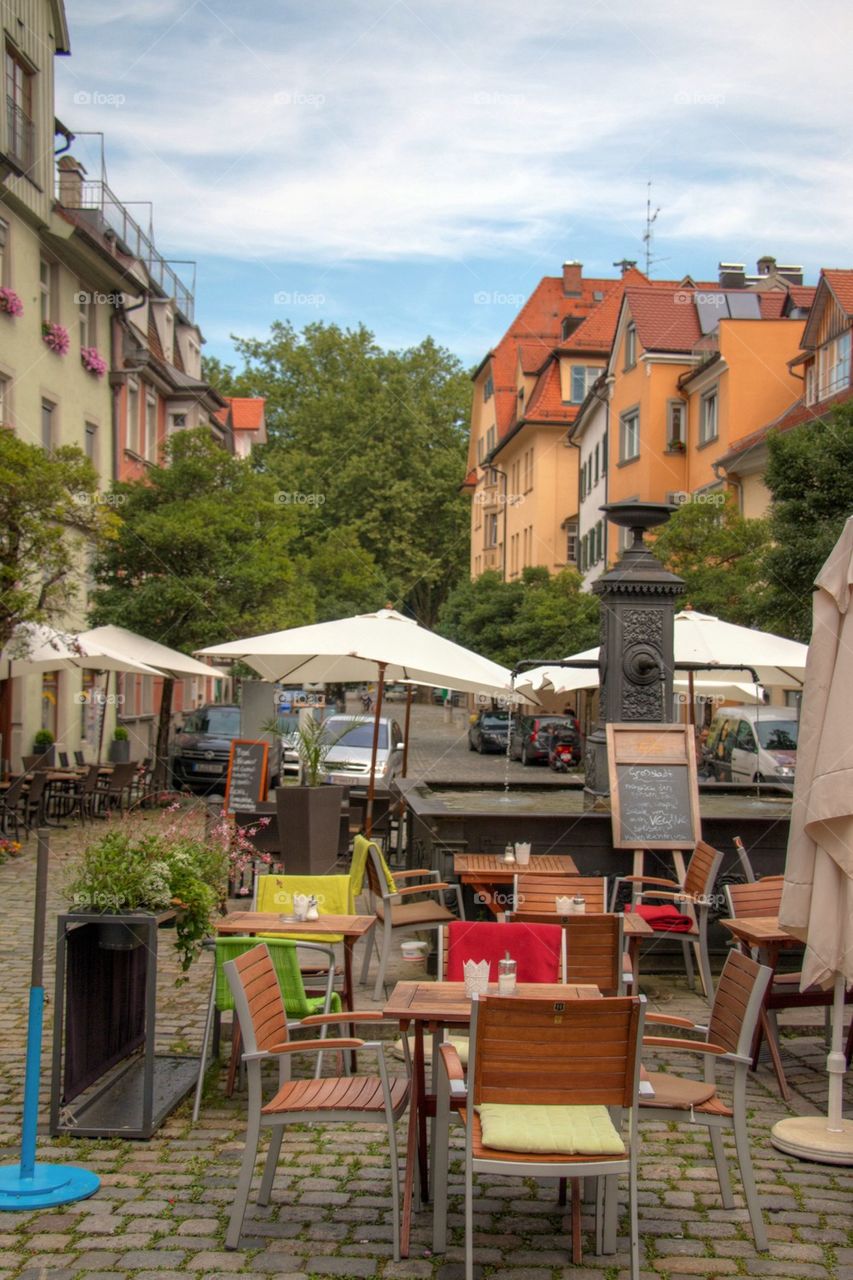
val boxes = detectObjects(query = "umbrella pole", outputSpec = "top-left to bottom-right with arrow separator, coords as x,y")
401,686 -> 413,778
770,971 -> 853,1164
365,662 -> 386,838
96,670 -> 110,766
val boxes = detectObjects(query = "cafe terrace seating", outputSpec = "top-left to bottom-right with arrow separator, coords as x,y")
223,944 -> 409,1256
640,949 -> 772,1249
432,994 -> 646,1280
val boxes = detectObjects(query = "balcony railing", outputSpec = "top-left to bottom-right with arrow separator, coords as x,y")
58,177 -> 196,321
5,96 -> 34,171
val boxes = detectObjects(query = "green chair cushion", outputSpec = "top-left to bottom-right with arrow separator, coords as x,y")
214,937 -> 341,1019
477,1103 -> 625,1155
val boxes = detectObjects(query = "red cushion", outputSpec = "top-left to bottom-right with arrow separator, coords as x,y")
626,903 -> 693,933
445,921 -> 563,982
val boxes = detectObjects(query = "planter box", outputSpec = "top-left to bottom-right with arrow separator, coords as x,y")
275,784 -> 345,875
33,744 -> 55,766
108,739 -> 130,763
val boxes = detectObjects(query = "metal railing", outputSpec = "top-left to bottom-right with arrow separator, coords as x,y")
58,177 -> 196,321
5,96 -> 34,170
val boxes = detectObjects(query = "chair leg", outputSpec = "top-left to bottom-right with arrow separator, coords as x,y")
360,925 -> 374,986
682,938 -> 695,990
464,1155 -> 474,1280
191,972 -> 218,1122
696,910 -> 714,1001
258,1126 -> 285,1204
372,919 -> 392,1001
386,1107 -> 402,1263
732,1108 -> 767,1251
628,1151 -> 640,1280
708,1124 -> 733,1206
432,1069 -> 451,1252
571,1178 -> 583,1264
226,1106 -> 261,1249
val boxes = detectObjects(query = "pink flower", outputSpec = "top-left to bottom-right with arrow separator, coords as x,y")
0,288 -> 23,318
42,323 -> 70,356
81,346 -> 108,377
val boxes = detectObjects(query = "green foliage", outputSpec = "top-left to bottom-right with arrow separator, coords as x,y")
0,431 -> 112,650
113,726 -> 129,741
33,728 -> 54,747
223,322 -> 472,625
437,567 -> 599,667
90,428 -> 313,648
759,404 -> 853,642
650,492 -> 771,626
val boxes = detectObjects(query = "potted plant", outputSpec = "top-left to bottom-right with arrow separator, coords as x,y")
65,810 -> 230,972
109,724 -> 130,762
272,715 -> 347,875
667,438 -> 686,453
33,728 -> 55,766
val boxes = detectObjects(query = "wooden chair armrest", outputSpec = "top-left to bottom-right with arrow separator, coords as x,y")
245,1037 -> 363,1060
645,1013 -> 708,1032
299,1010 -> 386,1027
637,890 -> 686,903
438,1041 -> 466,1092
618,874 -> 678,888
393,868 -> 439,881
643,1036 -> 728,1055
394,882 -> 454,897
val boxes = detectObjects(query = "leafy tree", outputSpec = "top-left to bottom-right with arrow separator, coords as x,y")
437,567 -> 599,668
217,322 -> 472,626
759,404 -> 853,641
650,491 -> 770,626
0,431 -> 109,651
90,429 -> 313,782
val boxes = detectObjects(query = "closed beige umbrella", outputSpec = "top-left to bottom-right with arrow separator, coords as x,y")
772,515 -> 853,1164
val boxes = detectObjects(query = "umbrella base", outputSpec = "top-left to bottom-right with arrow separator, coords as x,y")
770,1116 -> 853,1166
0,1162 -> 100,1209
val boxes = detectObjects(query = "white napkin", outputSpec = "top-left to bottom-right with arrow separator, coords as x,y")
556,895 -> 574,914
463,959 -> 490,997
514,842 -> 531,865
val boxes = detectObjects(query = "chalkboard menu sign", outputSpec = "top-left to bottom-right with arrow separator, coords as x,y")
606,724 -> 699,850
225,739 -> 269,813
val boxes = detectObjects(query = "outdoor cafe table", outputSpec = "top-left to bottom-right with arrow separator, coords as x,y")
383,979 -> 600,1257
454,852 -> 579,914
720,914 -> 810,1102
215,911 -> 375,1013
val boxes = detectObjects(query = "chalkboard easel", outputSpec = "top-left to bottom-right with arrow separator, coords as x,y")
224,739 -> 269,814
606,723 -> 700,882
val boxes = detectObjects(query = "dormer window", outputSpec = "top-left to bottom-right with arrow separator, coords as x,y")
483,374 -> 494,401
624,323 -> 637,370
817,331 -> 851,400
5,43 -> 35,172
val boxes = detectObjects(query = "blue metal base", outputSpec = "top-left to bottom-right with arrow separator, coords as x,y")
0,1162 -> 100,1209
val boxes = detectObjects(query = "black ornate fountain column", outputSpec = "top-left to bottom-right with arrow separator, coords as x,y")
584,501 -> 686,804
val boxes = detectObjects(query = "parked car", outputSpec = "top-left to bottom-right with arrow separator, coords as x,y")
510,714 -> 581,766
170,704 -> 243,794
468,711 -> 511,753
431,687 -> 463,706
321,715 -> 405,789
703,705 -> 798,785
383,683 -> 409,702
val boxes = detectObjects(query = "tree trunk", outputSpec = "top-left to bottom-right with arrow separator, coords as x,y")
154,676 -> 175,791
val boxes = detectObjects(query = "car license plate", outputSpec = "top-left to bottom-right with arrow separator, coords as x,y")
194,762 -> 223,774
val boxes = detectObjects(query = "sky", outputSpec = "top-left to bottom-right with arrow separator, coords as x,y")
55,0 -> 853,371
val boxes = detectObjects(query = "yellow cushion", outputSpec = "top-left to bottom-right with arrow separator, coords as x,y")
447,1034 -> 470,1067
477,1103 -> 625,1155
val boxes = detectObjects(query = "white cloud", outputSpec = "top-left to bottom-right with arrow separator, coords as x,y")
55,0 -> 853,267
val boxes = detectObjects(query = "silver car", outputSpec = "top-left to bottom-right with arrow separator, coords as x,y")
321,715 -> 405,788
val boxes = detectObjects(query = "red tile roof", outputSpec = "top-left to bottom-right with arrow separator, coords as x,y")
622,285 -> 794,354
788,285 -> 817,310
823,270 -> 853,315
147,310 -> 165,361
517,341 -> 553,375
227,397 -> 266,431
524,359 -> 571,421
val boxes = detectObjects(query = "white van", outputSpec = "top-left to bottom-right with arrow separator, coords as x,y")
703,705 -> 798,785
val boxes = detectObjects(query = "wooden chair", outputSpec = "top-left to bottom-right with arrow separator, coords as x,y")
223,944 -> 409,1254
96,760 -> 138,812
503,906 -> 630,996
0,774 -> 28,840
359,840 -> 464,999
610,840 -> 724,1000
74,750 -> 86,767
641,949 -> 772,1250
433,994 -> 646,1278
512,873 -> 608,916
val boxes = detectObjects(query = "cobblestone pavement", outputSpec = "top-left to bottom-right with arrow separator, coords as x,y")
0,709 -> 850,1280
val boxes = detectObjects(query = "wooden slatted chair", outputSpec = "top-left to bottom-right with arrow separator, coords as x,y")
223,943 -> 410,1255
641,949 -> 772,1250
433,994 -> 646,1279
359,840 -> 464,999
610,840 -> 724,1000
724,878 -> 853,1069
511,873 -> 608,916
501,910 -> 630,996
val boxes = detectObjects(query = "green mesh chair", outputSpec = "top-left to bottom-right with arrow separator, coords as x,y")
192,936 -> 341,1122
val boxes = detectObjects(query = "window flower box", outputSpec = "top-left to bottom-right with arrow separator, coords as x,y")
81,346 -> 108,377
42,322 -> 70,355
0,287 -> 23,318
667,438 -> 686,453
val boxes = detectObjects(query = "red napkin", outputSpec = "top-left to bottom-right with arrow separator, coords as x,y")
446,920 -> 563,982
626,903 -> 693,932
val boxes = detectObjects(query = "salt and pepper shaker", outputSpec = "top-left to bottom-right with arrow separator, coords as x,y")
572,894 -> 586,914
306,895 -> 320,921
498,950 -> 517,994
503,842 -> 515,863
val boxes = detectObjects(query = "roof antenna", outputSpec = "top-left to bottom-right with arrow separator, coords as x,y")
643,180 -> 661,275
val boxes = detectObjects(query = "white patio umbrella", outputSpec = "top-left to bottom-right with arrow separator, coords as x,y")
771,517 -> 853,1164
1,624 -> 163,680
80,625 -> 220,682
199,608 -> 518,830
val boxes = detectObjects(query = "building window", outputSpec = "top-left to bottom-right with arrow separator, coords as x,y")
624,323 -> 637,370
594,442 -> 600,484
619,408 -> 640,462
127,380 -> 139,453
5,44 -> 35,171
78,286 -> 96,350
570,365 -> 604,404
41,399 -> 55,452
486,425 -> 496,454
145,394 -> 157,461
595,520 -> 604,563
39,259 -> 57,326
483,375 -> 494,401
805,363 -> 816,407
485,513 -> 498,549
818,331 -> 851,399
601,429 -> 608,474
477,437 -> 485,464
699,390 -> 718,445
0,217 -> 8,285
667,399 -> 685,447
523,446 -> 534,492
84,422 -> 98,465
566,520 -> 578,564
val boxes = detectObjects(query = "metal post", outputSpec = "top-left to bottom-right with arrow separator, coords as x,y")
365,662 -> 386,837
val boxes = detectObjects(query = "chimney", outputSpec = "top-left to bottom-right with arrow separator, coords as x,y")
756,255 -> 777,277
777,264 -> 804,286
562,260 -> 583,296
57,155 -> 87,209
718,262 -> 746,289
613,258 -> 637,277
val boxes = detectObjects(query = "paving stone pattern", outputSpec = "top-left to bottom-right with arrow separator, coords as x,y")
0,748 -> 851,1278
